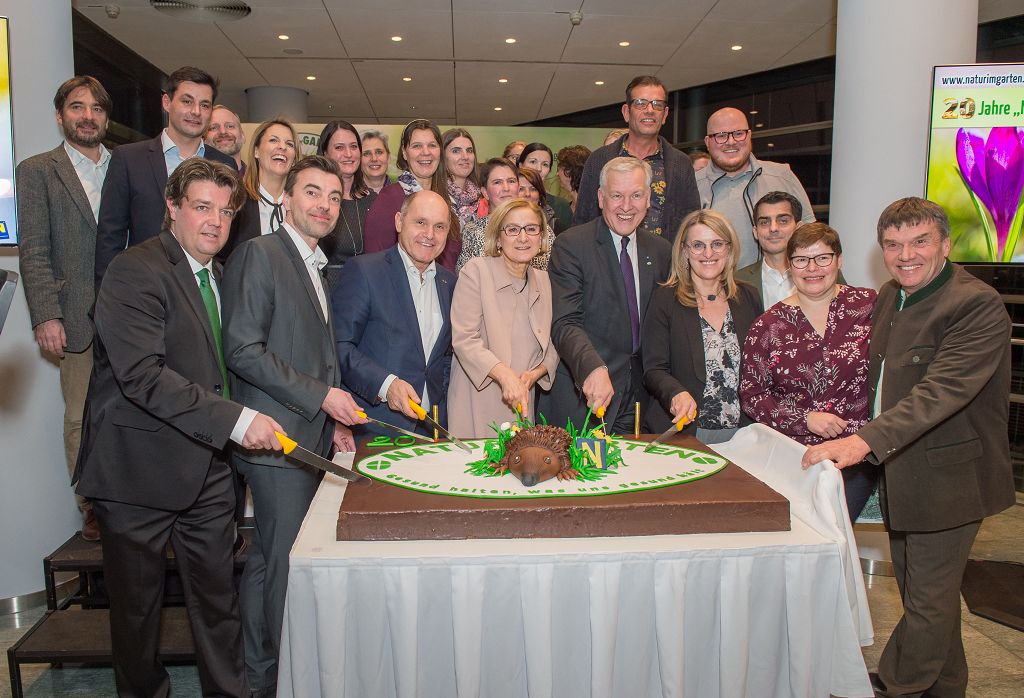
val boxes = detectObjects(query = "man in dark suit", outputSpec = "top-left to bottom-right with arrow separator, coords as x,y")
573,75 -> 699,242
94,66 -> 236,286
17,76 -> 112,540
804,198 -> 1015,698
222,156 -> 365,697
733,191 -> 802,308
75,159 -> 284,697
542,156 -> 672,433
333,190 -> 456,440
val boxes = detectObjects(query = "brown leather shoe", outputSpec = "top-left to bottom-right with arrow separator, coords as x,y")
81,507 -> 100,542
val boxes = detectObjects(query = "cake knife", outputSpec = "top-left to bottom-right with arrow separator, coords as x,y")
354,410 -> 433,443
274,431 -> 369,482
407,399 -> 474,453
644,412 -> 696,452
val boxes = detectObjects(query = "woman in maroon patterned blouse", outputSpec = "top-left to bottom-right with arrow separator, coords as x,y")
740,223 -> 878,520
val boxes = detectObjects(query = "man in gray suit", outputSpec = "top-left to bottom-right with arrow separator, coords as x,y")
804,198 -> 1015,697
17,76 -> 112,540
222,155 -> 366,697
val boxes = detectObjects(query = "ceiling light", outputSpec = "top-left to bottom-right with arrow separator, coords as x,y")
494,106 -> 503,111
731,45 -> 743,51
402,76 -> 412,82
767,143 -> 775,148
618,41 -> 630,47
306,75 -> 316,81
594,80 -> 605,86
498,78 -> 508,83
278,34 -> 289,41
391,36 -> 403,42
505,38 -> 517,44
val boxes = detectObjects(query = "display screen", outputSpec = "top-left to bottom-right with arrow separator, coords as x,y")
926,63 -> 1024,263
0,17 -> 15,246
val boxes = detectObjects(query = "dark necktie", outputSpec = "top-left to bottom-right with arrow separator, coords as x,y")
619,236 -> 640,353
196,268 -> 230,399
260,192 -> 284,232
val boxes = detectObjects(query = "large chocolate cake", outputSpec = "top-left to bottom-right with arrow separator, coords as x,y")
337,434 -> 789,540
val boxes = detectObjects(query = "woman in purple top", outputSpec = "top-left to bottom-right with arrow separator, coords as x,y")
740,222 -> 877,520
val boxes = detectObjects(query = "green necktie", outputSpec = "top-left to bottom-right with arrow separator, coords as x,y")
196,268 -> 230,399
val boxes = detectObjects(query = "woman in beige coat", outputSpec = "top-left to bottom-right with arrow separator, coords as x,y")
448,199 -> 560,438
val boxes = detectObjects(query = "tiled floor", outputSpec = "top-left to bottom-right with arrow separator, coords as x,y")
3,497 -> 1023,697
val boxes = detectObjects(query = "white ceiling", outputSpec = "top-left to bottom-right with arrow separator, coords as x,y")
72,0 -> 1019,125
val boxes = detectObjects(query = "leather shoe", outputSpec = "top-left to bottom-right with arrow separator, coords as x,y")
869,671 -> 887,696
81,507 -> 100,542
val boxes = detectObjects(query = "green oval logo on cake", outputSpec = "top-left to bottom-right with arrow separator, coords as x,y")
353,438 -> 728,500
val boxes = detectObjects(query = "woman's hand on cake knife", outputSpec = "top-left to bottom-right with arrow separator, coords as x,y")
669,391 -> 697,424
491,363 -> 528,413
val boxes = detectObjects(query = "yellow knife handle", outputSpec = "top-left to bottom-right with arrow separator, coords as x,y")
407,399 -> 427,420
674,410 -> 697,431
355,409 -> 367,419
275,431 -> 297,454
595,405 -> 606,419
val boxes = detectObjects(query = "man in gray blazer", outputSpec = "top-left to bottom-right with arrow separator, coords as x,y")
222,156 -> 365,697
804,198 -> 1015,697
17,76 -> 112,540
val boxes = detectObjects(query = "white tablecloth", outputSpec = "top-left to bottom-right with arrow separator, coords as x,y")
279,424 -> 874,698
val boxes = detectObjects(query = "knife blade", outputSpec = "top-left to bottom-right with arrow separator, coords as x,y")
354,410 -> 433,443
644,412 -> 696,452
274,431 -> 369,482
407,399 -> 473,453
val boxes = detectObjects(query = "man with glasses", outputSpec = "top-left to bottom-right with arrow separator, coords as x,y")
696,107 -> 814,268
573,76 -> 699,242
803,197 -> 1014,698
544,157 -> 671,433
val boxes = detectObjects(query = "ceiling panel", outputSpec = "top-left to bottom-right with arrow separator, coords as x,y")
707,0 -> 836,24
576,0 -> 717,19
306,92 -> 377,122
218,8 -> 347,59
538,64 -> 657,119
369,92 -> 457,121
452,1 -> 581,12
329,9 -> 455,60
772,22 -> 837,69
354,61 -> 456,98
74,5 -> 240,61
322,0 -> 453,11
452,12 -> 572,62
248,58 -> 362,92
561,14 -> 700,64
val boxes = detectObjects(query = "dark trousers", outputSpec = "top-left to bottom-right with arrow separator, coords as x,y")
236,459 -> 322,692
876,519 -> 981,698
610,354 -> 644,434
842,461 -> 878,522
91,460 -> 246,698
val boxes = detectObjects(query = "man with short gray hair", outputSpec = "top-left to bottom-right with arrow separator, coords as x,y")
543,156 -> 672,432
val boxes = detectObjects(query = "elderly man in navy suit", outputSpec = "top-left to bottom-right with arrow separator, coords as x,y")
94,66 -> 236,286
333,190 -> 456,441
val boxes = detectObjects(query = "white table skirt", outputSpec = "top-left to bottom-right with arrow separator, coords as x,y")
279,425 -> 873,698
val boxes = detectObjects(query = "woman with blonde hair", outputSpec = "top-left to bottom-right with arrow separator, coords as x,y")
447,198 -> 559,437
642,209 -> 762,444
221,118 -> 299,257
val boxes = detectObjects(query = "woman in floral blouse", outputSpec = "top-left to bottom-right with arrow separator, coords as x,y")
740,222 -> 877,520
642,210 -> 762,444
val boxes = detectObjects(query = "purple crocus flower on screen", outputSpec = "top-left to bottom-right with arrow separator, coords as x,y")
955,127 -> 1024,259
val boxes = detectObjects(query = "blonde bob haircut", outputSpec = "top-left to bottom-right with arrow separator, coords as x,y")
664,209 -> 741,308
483,198 -> 547,258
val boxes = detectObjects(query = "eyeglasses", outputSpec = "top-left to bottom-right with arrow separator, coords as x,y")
629,98 -> 668,111
789,252 -> 837,269
685,240 -> 731,255
501,223 -> 543,237
708,129 -> 750,144
881,236 -> 940,253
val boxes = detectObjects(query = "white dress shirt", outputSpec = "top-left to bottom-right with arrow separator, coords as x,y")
281,222 -> 329,321
761,262 -> 795,310
181,245 -> 257,442
257,184 -> 285,237
378,244 -> 443,409
63,140 -> 110,222
161,129 -> 206,176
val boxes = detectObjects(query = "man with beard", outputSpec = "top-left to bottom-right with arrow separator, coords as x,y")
95,66 -> 237,285
696,107 -> 815,268
222,156 -> 366,698
205,105 -> 246,174
17,76 -> 113,541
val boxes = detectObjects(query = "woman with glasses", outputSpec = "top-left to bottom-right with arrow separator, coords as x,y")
447,199 -> 559,437
221,119 -> 299,259
363,118 -> 460,270
740,222 -> 877,520
643,210 -> 762,444
315,120 -> 376,284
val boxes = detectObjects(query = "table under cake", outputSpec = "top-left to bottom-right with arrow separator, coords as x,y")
279,425 -> 874,698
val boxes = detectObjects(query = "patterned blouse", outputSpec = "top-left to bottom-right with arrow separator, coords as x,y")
699,310 -> 742,429
740,286 -> 877,445
455,215 -> 554,272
